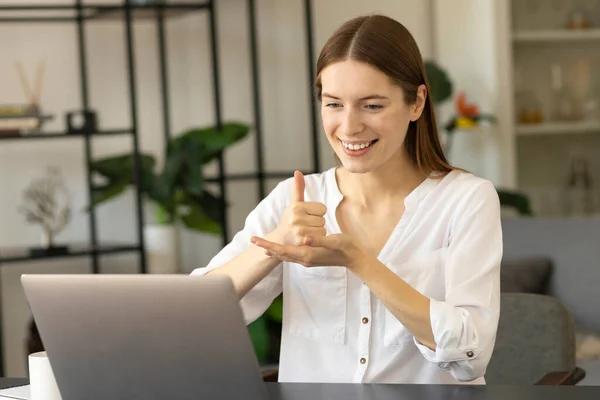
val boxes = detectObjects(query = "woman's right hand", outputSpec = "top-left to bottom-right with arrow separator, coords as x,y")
271,171 -> 328,246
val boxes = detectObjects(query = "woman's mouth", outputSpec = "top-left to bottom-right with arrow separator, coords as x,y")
339,139 -> 378,157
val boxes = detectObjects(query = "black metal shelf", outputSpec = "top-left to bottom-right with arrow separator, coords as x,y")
0,2 -> 209,23
0,128 -> 133,141
0,244 -> 141,265
0,0 -> 320,376
203,170 -> 311,183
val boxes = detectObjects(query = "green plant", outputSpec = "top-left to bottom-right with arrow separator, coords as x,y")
89,122 -> 251,233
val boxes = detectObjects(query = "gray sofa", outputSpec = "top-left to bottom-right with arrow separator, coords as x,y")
501,217 -> 600,385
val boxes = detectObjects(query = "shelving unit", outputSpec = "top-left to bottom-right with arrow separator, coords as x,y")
0,0 -> 320,376
508,0 -> 600,218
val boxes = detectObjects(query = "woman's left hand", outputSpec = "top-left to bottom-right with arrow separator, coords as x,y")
250,233 -> 365,269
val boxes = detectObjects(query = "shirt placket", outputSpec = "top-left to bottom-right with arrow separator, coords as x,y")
353,280 -> 372,382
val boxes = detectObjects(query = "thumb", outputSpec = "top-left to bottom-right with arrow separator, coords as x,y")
304,234 -> 342,249
292,170 -> 305,203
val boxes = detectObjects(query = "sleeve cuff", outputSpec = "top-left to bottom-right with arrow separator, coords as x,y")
190,266 -> 214,277
414,299 -> 482,365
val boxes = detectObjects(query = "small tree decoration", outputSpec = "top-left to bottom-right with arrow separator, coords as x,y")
19,166 -> 71,251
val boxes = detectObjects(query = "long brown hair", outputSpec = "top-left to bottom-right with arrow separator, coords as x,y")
315,14 -> 454,176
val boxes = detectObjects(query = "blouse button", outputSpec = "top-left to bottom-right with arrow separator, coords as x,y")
362,317 -> 369,324
360,358 -> 367,365
466,351 -> 474,358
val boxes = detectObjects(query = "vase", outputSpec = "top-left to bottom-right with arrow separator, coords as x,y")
447,126 -> 501,184
144,224 -> 180,274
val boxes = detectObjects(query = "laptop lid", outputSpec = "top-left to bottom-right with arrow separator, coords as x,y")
21,274 -> 270,400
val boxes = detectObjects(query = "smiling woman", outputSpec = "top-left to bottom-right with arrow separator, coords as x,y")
192,14 -> 502,386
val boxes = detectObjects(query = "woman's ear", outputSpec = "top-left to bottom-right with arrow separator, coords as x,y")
410,84 -> 427,121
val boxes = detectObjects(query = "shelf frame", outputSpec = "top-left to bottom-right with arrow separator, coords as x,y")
0,244 -> 141,265
0,2 -> 210,23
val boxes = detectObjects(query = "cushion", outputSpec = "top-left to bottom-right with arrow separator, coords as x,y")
500,257 -> 553,294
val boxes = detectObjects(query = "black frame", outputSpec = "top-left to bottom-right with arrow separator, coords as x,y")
0,0 -> 319,377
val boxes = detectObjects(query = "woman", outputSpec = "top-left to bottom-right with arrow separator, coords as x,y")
191,14 -> 502,385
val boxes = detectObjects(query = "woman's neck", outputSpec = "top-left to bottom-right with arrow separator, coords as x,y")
336,153 -> 426,211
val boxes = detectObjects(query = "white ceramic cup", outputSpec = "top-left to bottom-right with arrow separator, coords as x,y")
28,351 -> 62,400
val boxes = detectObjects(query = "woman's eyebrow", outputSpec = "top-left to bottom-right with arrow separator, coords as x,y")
322,93 -> 389,101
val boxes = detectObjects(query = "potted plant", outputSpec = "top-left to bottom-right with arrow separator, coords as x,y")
88,122 -> 251,273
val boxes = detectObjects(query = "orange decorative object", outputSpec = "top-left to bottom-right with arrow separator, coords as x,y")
456,92 -> 480,118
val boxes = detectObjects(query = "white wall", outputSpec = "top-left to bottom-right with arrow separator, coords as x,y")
0,0 -> 433,377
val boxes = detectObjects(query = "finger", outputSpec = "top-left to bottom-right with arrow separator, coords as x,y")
251,236 -> 284,253
304,234 -> 343,249
302,215 -> 326,228
302,201 -> 327,217
292,226 -> 326,242
292,170 -> 305,203
252,236 -> 310,262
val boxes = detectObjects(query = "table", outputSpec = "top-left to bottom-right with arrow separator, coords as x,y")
2,378 -> 600,399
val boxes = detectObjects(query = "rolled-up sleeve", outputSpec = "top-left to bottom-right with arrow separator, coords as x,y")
414,181 -> 502,382
191,180 -> 290,325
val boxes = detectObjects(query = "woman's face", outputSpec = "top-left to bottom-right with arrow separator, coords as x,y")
320,60 -> 426,174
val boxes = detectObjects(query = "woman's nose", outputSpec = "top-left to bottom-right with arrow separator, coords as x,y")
339,109 -> 364,137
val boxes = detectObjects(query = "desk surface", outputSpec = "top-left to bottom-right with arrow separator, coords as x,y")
2,378 -> 600,400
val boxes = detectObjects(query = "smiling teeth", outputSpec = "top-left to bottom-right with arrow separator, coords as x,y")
342,140 -> 374,150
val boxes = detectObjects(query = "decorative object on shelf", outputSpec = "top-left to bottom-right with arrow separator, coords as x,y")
566,3 -> 592,30
550,63 -> 583,122
19,166 -> 71,256
88,122 -> 250,273
516,92 -> 543,124
514,67 -> 543,124
66,109 -> 98,135
571,58 -> 600,122
0,60 -> 54,137
563,154 -> 593,216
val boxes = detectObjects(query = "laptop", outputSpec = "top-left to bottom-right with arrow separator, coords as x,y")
21,274 -> 270,400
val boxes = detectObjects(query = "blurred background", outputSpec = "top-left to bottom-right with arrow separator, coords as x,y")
0,0 -> 599,385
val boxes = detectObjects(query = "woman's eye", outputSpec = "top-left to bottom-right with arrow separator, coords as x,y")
325,103 -> 341,109
365,104 -> 383,110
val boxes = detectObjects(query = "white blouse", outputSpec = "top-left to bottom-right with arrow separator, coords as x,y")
191,167 -> 502,385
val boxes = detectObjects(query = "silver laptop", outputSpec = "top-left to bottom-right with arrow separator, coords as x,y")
21,274 -> 270,400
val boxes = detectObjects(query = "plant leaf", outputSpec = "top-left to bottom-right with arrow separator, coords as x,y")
424,60 -> 453,106
265,295 -> 283,323
186,190 -> 225,224
180,136 -> 205,197
247,316 -> 270,364
87,179 -> 129,211
177,122 -> 251,164
90,154 -> 156,183
178,199 -> 222,234
497,189 -> 533,216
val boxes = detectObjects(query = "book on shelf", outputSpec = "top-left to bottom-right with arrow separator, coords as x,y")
0,103 -> 53,137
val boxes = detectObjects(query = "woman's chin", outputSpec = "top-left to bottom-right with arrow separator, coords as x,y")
339,158 -> 375,174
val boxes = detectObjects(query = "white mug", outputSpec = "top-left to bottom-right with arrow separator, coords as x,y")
28,351 -> 62,400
